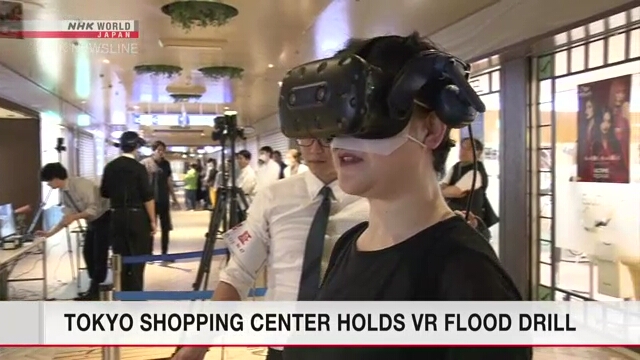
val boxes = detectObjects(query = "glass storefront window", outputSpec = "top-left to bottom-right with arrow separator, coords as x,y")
448,69 -> 500,254
535,15 -> 640,301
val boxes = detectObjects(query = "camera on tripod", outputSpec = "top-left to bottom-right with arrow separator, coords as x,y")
193,111 -> 250,292
55,137 -> 66,153
211,111 -> 246,142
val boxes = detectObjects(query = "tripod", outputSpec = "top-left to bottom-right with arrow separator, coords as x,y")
54,138 -> 79,286
192,113 -> 249,292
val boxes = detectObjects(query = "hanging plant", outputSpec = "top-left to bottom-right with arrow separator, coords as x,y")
134,64 -> 183,78
170,93 -> 202,103
161,0 -> 239,31
198,66 -> 243,80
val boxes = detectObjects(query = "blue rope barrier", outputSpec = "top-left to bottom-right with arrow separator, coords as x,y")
113,287 -> 267,301
120,248 -> 229,264
114,291 -> 212,301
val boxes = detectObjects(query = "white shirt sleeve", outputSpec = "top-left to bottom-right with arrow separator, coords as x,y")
440,166 -> 454,185
218,189 -> 270,299
269,161 -> 281,182
242,168 -> 257,197
256,161 -> 281,193
454,171 -> 483,192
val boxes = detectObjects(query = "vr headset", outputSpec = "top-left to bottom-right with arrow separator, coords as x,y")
278,38 -> 486,140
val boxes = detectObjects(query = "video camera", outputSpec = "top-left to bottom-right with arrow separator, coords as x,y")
212,112 -> 245,142
54,137 -> 66,153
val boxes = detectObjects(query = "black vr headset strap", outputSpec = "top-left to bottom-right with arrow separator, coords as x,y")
351,36 -> 401,58
387,50 -> 486,129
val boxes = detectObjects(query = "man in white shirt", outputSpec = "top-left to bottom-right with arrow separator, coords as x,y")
255,146 -> 282,192
172,137 -> 369,360
233,149 -> 257,200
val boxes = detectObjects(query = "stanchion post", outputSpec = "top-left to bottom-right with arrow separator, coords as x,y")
41,237 -> 48,299
99,284 -> 120,360
112,254 -> 122,293
109,256 -> 121,360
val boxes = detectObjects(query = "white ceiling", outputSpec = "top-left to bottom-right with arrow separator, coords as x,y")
0,0 -> 637,145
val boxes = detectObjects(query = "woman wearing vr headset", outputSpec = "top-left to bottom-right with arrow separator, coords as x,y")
282,34 -> 532,360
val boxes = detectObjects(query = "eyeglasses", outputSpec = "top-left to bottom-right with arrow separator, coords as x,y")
296,138 -> 331,148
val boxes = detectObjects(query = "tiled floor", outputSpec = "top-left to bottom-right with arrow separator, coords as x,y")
2,210 -> 639,360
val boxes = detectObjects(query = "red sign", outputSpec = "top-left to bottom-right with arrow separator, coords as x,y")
237,231 -> 252,246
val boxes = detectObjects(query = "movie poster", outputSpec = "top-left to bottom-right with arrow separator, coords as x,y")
576,75 -> 632,183
0,1 -> 23,39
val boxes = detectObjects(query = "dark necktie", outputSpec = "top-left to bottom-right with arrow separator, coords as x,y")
297,186 -> 333,301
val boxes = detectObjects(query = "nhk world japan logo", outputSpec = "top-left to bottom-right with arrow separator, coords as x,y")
3,20 -> 139,39
31,41 -> 139,55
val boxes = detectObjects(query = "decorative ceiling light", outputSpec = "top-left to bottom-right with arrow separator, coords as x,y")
160,0 -> 239,31
166,83 -> 206,95
133,64 -> 183,78
158,38 -> 226,50
169,94 -> 202,103
198,66 -> 243,80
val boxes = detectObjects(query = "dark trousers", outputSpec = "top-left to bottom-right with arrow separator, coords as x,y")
204,187 -> 212,207
110,210 -> 151,292
83,212 -> 111,294
267,348 -> 283,360
154,201 -> 172,254
185,189 -> 197,210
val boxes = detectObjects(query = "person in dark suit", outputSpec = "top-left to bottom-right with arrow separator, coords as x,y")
100,131 -> 156,291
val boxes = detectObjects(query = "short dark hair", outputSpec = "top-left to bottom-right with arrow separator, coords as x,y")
236,149 -> 251,160
152,140 -> 166,151
273,150 -> 282,157
120,143 -> 137,153
40,162 -> 68,181
461,137 -> 484,152
207,158 -> 215,163
337,32 -> 453,176
259,146 -> 273,155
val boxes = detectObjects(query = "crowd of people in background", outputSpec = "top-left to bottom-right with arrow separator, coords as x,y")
159,139 -> 497,239
175,145 -> 307,211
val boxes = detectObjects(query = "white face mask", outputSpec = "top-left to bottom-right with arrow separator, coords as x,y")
331,124 -> 425,156
284,159 -> 292,166
258,154 -> 269,163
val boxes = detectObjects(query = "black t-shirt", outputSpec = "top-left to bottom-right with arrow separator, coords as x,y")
283,217 -> 532,360
151,159 -> 172,203
100,156 -> 153,208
